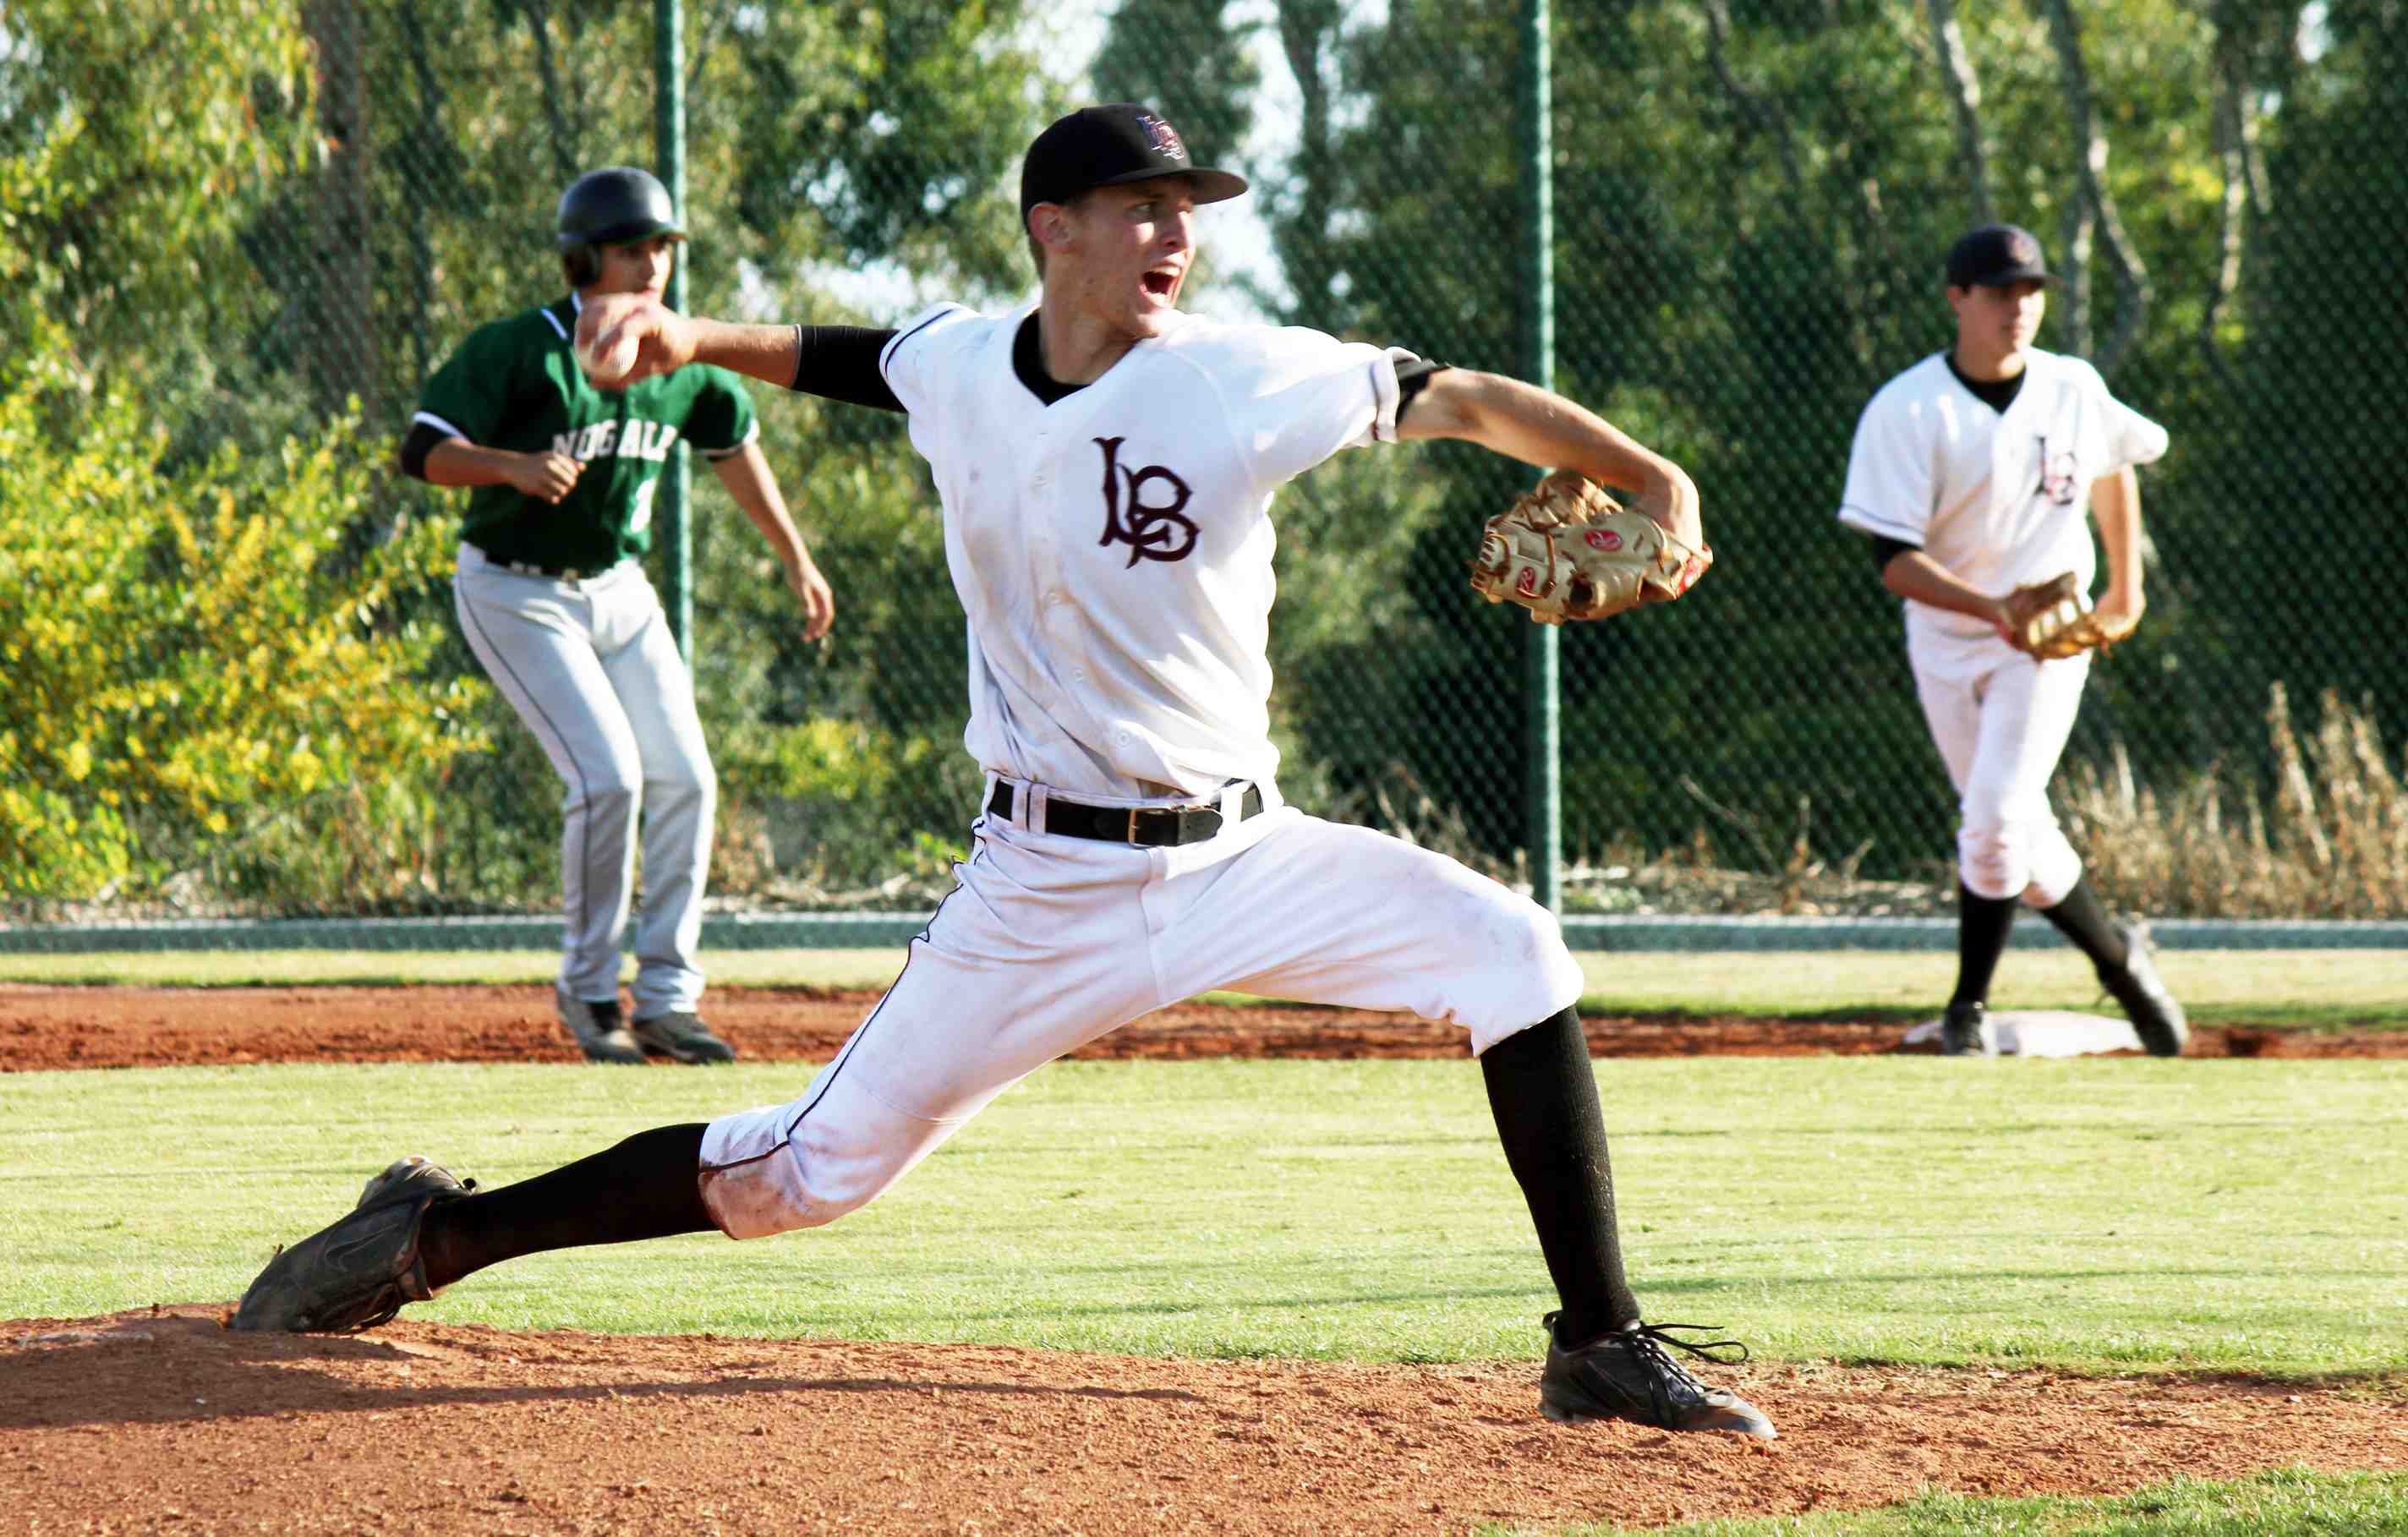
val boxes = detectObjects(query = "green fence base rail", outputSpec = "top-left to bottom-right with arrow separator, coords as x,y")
0,914 -> 2401,955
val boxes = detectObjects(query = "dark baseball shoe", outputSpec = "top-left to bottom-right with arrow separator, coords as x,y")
233,1156 -> 476,1332
2100,921 -> 2188,1057
557,987 -> 645,1064
1538,1314 -> 1777,1437
630,1010 -> 736,1064
1940,999 -> 1998,1057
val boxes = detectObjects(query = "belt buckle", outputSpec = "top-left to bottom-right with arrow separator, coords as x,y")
1126,807 -> 1142,843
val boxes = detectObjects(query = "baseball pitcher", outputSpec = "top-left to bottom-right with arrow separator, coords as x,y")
242,108 -> 1769,1439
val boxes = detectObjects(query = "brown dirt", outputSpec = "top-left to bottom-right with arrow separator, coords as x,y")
6,1308 -> 2403,1536
3,982 -> 2402,1070
5,985 -> 2403,1534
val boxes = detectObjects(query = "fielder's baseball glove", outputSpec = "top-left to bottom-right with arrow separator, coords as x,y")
2001,571 -> 2137,660
1468,472 -> 1713,625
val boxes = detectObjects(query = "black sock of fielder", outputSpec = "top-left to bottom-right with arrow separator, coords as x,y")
419,1123 -> 713,1290
1951,882 -> 2019,1007
1480,1007 -> 1640,1345
2037,875 -> 2131,974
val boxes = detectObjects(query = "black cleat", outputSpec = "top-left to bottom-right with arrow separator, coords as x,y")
557,987 -> 645,1064
233,1157 -> 475,1332
1538,1315 -> 1777,1437
630,1010 -> 737,1064
1940,999 -> 1998,1057
2100,922 -> 2188,1057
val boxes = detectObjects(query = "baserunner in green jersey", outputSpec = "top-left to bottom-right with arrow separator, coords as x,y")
397,165 -> 836,1066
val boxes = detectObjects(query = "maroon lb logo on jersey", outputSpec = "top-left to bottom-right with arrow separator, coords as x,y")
1585,528 -> 1622,551
2033,436 -> 2081,506
1094,436 -> 1200,567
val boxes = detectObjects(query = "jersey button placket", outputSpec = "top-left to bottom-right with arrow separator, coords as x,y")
1029,447 -> 1081,701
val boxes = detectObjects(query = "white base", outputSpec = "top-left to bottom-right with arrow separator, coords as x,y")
1902,1009 -> 2144,1058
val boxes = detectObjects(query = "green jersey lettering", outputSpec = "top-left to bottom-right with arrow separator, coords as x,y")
415,297 -> 757,572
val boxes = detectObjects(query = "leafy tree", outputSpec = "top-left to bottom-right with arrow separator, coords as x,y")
0,0 -> 317,383
1108,0 -> 2260,878
0,328 -> 485,907
2208,0 -> 2408,761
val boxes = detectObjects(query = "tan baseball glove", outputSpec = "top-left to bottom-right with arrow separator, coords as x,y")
2001,571 -> 2137,659
1467,471 -> 1714,624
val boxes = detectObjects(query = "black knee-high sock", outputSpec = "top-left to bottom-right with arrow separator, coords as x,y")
1480,1008 -> 1639,1344
2038,875 -> 2130,973
1952,882 -> 2019,1007
419,1124 -> 713,1290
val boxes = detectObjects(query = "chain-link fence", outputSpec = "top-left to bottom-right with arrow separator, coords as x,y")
5,0 -> 2404,925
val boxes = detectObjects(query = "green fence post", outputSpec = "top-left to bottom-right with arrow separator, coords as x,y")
655,0 -> 692,659
1520,0 -> 1560,911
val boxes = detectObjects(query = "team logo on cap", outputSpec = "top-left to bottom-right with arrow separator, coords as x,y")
1137,112 -> 1187,162
2007,229 -> 2041,267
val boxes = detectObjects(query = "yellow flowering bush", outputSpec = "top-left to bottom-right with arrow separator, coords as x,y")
0,346 -> 487,902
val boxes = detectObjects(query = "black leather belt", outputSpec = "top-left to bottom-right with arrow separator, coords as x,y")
471,544 -> 615,582
986,780 -> 1263,847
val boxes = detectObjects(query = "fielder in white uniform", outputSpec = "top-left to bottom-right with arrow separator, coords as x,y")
239,107 -> 1774,1437
400,167 -> 837,1065
1838,222 -> 2186,1057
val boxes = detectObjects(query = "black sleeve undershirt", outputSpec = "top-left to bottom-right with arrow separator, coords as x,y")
789,325 -> 906,413
1869,533 -> 1920,575
397,422 -> 450,480
1393,357 -> 1448,424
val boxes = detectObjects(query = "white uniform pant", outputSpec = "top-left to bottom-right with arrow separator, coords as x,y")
698,778 -> 1584,1240
1910,632 -> 2093,906
453,546 -> 715,1016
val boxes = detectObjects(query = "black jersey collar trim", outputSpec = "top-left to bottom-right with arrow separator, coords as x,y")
1944,350 -> 2026,414
1014,312 -> 1085,406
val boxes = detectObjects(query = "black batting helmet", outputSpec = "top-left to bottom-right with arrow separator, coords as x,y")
556,166 -> 684,287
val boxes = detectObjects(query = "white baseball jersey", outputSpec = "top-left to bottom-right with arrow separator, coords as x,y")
878,300 -> 1409,797
1836,347 -> 2168,647
697,300 -> 1584,1243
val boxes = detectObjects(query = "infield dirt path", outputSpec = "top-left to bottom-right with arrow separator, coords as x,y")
4,985 -> 2402,1534
3,982 -> 2400,1069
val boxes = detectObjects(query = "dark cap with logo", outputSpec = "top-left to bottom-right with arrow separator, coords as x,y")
1019,103 -> 1249,225
1946,223 -> 2055,288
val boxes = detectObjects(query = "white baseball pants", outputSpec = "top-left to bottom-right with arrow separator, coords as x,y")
1909,632 -> 2093,906
697,778 -> 1584,1240
453,545 -> 715,1017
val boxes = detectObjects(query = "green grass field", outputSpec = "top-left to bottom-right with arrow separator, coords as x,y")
6,1056 -> 2401,1374
4,949 -> 2404,1534
1490,1469 -> 2408,1536
7,944 -> 2406,1029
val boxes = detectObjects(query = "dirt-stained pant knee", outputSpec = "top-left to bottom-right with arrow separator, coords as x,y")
1956,808 -> 2081,906
698,1067 -> 963,1241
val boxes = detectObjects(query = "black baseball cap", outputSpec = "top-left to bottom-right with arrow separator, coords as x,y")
1946,223 -> 2055,287
1019,103 -> 1248,225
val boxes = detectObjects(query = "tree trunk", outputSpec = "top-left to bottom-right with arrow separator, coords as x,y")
521,0 -> 583,183
1701,0 -> 1804,201
2033,0 -> 2149,371
307,0 -> 376,416
1924,0 -> 1992,222
1277,0 -> 1344,319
